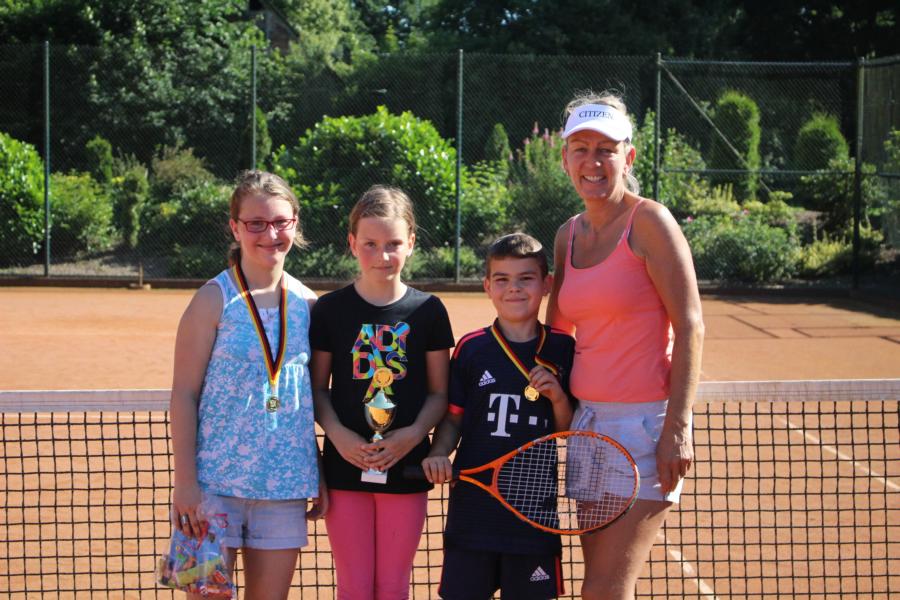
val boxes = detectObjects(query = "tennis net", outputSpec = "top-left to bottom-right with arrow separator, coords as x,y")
1,379 -> 898,598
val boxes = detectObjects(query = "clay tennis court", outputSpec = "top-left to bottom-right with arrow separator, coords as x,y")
1,286 -> 899,598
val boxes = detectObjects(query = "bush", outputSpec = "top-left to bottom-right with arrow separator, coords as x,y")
799,236 -> 851,277
485,123 -> 511,163
111,159 -> 150,250
882,129 -> 900,248
793,114 -> 849,170
403,245 -> 482,280
240,106 -> 273,170
285,245 -> 358,281
461,161 -> 511,246
49,172 -> 116,257
0,132 -> 44,266
508,127 -> 581,258
139,181 -> 231,259
273,106 -> 457,249
798,156 -> 884,234
150,144 -> 216,203
167,243 -> 228,278
683,213 -> 801,283
709,90 -> 761,201
85,135 -> 115,184
631,112 -> 739,218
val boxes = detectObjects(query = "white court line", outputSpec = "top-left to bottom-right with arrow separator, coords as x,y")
776,416 -> 900,492
662,534 -> 720,600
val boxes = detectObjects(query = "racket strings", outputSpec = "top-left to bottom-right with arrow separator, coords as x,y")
496,434 -> 637,533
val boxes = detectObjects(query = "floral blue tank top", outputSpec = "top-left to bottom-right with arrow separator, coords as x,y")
196,270 -> 319,500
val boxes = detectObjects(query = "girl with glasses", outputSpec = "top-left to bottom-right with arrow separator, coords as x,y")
169,170 -> 326,600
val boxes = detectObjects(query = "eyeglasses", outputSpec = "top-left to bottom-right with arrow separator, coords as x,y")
238,218 -> 297,233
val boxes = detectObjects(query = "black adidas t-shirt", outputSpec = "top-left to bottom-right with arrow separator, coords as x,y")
444,322 -> 575,554
309,284 -> 455,493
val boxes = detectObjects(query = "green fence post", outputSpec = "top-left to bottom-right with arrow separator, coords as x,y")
653,53 -> 661,202
43,40 -> 51,277
853,57 -> 865,290
251,44 -> 257,170
455,49 -> 464,283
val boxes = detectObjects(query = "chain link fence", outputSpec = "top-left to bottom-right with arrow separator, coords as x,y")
1,45 -> 897,287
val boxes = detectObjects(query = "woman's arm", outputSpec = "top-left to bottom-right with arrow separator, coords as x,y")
632,199 -> 705,494
367,348 -> 450,472
310,349 -> 370,471
545,218 -> 575,334
170,283 -> 221,537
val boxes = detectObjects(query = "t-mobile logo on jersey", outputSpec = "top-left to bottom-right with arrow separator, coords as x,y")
486,393 -> 548,437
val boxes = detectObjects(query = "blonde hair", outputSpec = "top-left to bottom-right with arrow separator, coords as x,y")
229,170 -> 306,266
348,185 -> 416,237
563,90 -> 640,194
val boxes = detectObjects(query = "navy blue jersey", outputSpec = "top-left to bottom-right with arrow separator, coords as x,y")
444,322 -> 575,554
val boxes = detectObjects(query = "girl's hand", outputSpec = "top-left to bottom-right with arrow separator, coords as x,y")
655,423 -> 693,494
421,455 -> 453,484
171,480 -> 203,538
528,365 -> 566,405
363,426 -> 422,471
330,426 -> 374,471
307,484 -> 329,520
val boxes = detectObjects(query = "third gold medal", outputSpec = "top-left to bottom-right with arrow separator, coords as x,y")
490,321 -> 558,402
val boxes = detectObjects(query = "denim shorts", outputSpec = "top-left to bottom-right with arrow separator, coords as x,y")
570,399 -> 687,503
207,494 -> 309,550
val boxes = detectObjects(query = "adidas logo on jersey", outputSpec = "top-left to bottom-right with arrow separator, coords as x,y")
478,370 -> 496,387
530,566 -> 550,582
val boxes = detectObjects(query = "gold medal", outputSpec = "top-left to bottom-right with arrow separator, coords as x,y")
266,396 -> 279,413
372,367 -> 394,389
524,385 -> 540,402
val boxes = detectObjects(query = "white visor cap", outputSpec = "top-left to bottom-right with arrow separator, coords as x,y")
561,104 -> 633,142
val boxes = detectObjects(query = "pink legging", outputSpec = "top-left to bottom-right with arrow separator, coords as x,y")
325,489 -> 428,600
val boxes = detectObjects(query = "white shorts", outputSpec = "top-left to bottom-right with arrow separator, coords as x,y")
571,399 -> 687,503
207,494 -> 310,550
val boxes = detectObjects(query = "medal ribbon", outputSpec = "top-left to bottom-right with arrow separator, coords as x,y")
489,321 -> 559,383
233,264 -> 288,395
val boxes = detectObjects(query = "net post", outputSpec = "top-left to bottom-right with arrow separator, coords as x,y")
251,44 -> 257,170
653,52 -> 661,202
455,49 -> 464,283
43,40 -> 51,277
853,57 -> 865,290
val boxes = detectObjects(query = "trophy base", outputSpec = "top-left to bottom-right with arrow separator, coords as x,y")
360,468 -> 388,484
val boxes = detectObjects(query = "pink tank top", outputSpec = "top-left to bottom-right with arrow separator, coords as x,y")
556,201 -> 672,403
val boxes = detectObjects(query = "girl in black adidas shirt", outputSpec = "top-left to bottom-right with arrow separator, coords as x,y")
309,185 -> 454,600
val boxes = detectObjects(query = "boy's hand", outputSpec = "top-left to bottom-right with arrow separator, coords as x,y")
421,456 -> 454,484
528,365 -> 566,405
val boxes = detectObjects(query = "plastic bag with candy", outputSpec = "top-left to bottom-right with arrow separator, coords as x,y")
157,499 -> 235,598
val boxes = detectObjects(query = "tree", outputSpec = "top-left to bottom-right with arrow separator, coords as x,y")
0,1 -> 272,176
422,0 -> 741,57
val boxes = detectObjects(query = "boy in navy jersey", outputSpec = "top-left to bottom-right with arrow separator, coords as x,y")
422,233 -> 575,600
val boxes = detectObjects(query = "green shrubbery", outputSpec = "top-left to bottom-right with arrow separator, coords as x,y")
49,172 -> 115,257
273,106 -> 457,249
507,127 -> 580,255
793,114 -> 849,170
710,90 -> 761,201
683,212 -> 801,282
0,132 -> 44,266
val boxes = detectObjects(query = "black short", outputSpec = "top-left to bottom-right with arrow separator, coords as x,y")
438,546 -> 564,600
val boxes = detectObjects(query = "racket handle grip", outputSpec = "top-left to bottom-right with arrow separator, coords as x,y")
402,465 -> 427,480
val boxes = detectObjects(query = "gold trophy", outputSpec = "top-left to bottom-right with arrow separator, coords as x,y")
361,368 -> 397,484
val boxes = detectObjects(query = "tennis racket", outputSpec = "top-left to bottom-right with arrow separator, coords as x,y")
404,430 -> 639,535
